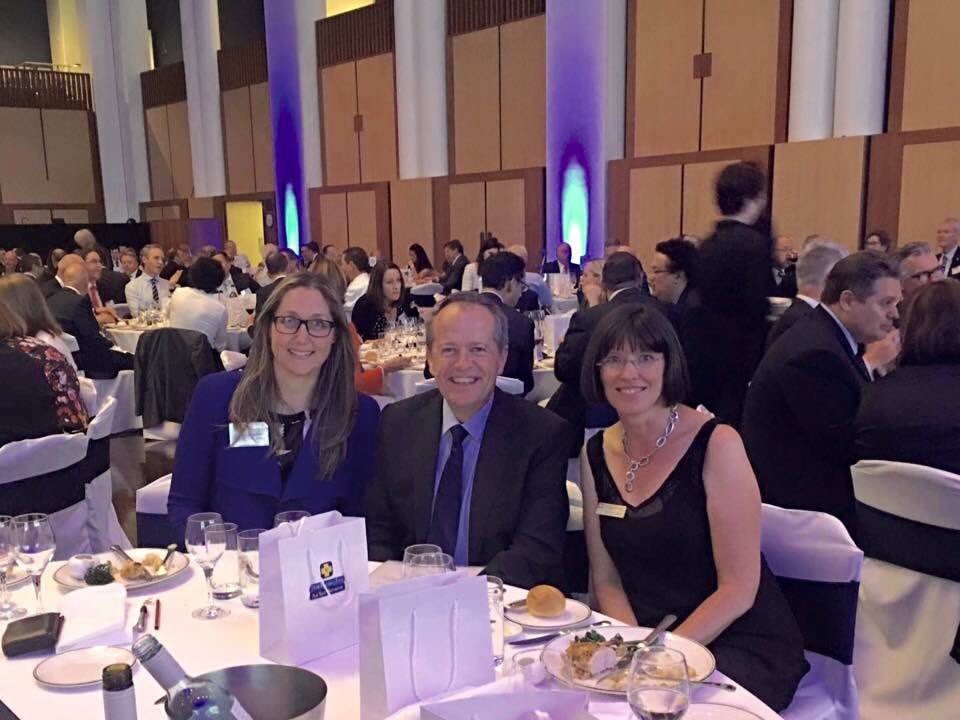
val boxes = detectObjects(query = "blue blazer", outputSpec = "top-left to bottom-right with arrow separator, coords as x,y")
168,371 -> 379,542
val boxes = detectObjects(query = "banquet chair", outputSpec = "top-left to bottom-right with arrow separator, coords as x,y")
82,396 -> 131,552
135,473 -> 175,548
761,504 -> 863,720
91,369 -> 140,434
413,376 -> 525,396
851,460 -> 960,720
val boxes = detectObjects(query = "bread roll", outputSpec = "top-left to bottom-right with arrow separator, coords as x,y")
526,584 -> 565,618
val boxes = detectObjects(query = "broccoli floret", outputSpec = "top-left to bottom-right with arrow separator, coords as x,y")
84,563 -> 115,585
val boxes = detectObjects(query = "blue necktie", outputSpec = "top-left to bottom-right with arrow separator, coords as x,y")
427,425 -> 469,557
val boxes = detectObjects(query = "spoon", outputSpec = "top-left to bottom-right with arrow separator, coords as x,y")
154,544 -> 178,576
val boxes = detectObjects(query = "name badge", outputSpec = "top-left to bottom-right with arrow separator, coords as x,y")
951,265 -> 960,276
596,502 -> 627,519
229,422 -> 269,448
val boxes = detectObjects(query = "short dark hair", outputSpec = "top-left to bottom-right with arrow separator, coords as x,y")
715,161 -> 766,216
821,251 -> 900,305
475,235 -> 502,265
655,238 -> 699,285
863,229 -> 893,252
212,251 -> 228,263
602,251 -> 644,290
444,239 -> 464,255
322,244 -> 336,254
342,246 -> 369,271
479,251 -> 524,291
17,253 -> 42,275
900,279 -> 960,365
303,242 -> 320,254
581,304 -> 689,407
365,261 -> 405,312
280,248 -> 300,267
188,256 -> 226,292
265,250 -> 287,275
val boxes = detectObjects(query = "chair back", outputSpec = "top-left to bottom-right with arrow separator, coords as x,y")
414,376 -> 525,396
136,474 -> 176,548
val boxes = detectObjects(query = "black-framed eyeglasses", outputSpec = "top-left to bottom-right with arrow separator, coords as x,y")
273,315 -> 335,338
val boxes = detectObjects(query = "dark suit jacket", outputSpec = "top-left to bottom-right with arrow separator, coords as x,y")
937,247 -> 960,279
366,389 -> 572,589
515,288 -> 542,313
855,364 -> 960,475
766,298 -> 815,350
230,266 -> 259,294
542,261 -> 582,286
742,306 -> 871,534
46,287 -> 133,379
98,269 -> 130,305
41,277 -> 62,299
771,264 -> 797,298
169,371 -> 380,541
439,254 -> 468,294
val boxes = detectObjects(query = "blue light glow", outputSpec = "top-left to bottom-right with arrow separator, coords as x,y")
561,160 -> 588,264
284,183 -> 300,254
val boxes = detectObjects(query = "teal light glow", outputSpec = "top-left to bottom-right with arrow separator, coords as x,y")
284,183 -> 300,254
561,161 -> 588,263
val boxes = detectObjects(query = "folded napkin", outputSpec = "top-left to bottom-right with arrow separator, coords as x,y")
57,583 -> 131,653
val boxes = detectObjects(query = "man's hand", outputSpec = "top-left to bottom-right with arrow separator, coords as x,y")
94,306 -> 119,326
863,329 -> 900,378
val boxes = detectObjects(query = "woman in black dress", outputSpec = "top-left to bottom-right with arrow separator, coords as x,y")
579,304 -> 808,712
351,262 -> 418,341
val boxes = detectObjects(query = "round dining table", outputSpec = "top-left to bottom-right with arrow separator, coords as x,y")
0,559 -> 781,720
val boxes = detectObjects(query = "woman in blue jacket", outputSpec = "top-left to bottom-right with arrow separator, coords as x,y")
168,272 -> 379,541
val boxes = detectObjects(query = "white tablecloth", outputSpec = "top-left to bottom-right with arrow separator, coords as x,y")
384,367 -> 560,405
0,560 -> 781,720
107,325 -> 249,354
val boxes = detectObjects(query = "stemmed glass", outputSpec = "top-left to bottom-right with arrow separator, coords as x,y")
0,516 -> 27,619
12,514 -> 56,615
274,510 -> 310,528
185,512 -> 228,620
627,646 -> 691,720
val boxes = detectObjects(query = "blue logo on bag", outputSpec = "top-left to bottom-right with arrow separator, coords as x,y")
309,559 -> 346,600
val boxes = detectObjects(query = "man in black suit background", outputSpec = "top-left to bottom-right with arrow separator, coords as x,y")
254,250 -> 289,316
477,251 -> 535,394
438,239 -> 468,294
742,252 -> 901,535
542,241 -> 582,286
93,244 -> 131,305
771,235 -> 798,298
767,240 -> 847,349
366,293 -> 572,589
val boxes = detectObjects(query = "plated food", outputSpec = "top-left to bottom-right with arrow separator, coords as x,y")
53,548 -> 189,591
505,584 -> 593,631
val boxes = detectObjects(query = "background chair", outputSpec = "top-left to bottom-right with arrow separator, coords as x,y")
851,460 -> 960,720
135,473 -> 175,548
761,503 -> 863,720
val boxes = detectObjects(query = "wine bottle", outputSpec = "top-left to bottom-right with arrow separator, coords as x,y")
132,635 -> 252,720
102,663 -> 137,720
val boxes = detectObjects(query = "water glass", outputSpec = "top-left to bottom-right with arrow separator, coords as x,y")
274,510 -> 311,529
0,516 -> 26,620
12,514 -> 56,615
401,544 -> 442,578
510,647 -> 573,689
487,576 -> 504,666
211,522 -> 241,600
238,529 -> 263,609
404,552 -> 455,578
185,512 -> 228,620
627,646 -> 691,720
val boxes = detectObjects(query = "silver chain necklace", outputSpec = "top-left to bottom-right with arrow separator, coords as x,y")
621,405 -> 680,493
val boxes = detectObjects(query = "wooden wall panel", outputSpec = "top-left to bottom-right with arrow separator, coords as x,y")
145,105 -> 173,201
771,137 -> 866,253
389,178 -> 434,263
249,83 -> 275,192
166,102 -> 194,198
222,87 -> 256,195
681,160 -> 727,241
0,107 -> 49,204
188,197 -> 217,218
451,28 -> 500,173
628,165 -> 682,271
43,109 -> 96,203
316,192 -> 350,251
162,205 -> 181,220
632,0 -> 702,157
12,209 -> 52,224
52,209 -> 90,224
320,62 -> 361,185
485,178 -> 525,249
347,190 -> 378,250
449,181 -> 486,261
499,16 -> 546,169
356,53 -> 398,182
898,140 -> 960,246
901,1 -> 960,131
701,0 -> 779,150
144,205 -> 164,221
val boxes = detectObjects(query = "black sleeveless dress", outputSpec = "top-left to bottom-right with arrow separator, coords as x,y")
587,421 -> 809,711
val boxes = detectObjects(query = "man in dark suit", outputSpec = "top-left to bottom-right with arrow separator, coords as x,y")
46,262 -> 134,379
771,236 -> 798,298
438,239 -> 468,294
547,252 -> 674,453
542,241 -> 582,286
767,240 -> 847,349
39,248 -> 66,286
477,252 -> 535,394
742,252 -> 901,535
254,251 -> 289,316
366,293 -> 572,589
92,244 -> 131,305
935,217 -> 960,279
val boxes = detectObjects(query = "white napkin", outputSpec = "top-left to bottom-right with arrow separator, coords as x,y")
57,583 -> 131,652
385,676 -> 521,720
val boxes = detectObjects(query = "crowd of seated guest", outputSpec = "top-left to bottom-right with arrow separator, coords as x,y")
167,257 -> 230,352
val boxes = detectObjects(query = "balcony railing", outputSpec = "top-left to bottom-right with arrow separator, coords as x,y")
0,67 -> 93,112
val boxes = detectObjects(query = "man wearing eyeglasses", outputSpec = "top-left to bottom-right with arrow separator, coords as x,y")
897,242 -> 945,303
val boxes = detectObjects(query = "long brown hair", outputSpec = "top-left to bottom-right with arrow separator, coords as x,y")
228,272 -> 358,480
0,274 -> 62,336
365,262 -> 406,314
900,278 -> 960,366
0,297 -> 26,340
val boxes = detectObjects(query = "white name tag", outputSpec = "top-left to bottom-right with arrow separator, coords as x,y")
951,265 -> 960,276
596,502 -> 627,519
229,421 -> 269,448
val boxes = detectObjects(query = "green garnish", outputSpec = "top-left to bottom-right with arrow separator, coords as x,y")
84,563 -> 115,585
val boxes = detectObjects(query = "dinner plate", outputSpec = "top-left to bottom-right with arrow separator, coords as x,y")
33,646 -> 137,688
542,625 -> 716,695
53,548 -> 189,591
505,597 -> 592,631
4,564 -> 30,589
685,704 -> 763,719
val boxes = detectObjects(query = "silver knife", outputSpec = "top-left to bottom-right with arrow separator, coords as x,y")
506,620 -> 611,646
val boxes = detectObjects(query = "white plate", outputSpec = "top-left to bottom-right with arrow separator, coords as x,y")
505,597 -> 593,631
33,646 -> 136,688
543,625 -> 716,695
53,548 -> 189,591
685,704 -> 763,720
4,565 -> 30,589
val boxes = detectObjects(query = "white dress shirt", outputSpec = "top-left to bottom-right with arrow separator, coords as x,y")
344,272 -> 370,311
525,272 -> 552,310
167,287 -> 229,351
461,262 -> 481,292
124,273 -> 170,314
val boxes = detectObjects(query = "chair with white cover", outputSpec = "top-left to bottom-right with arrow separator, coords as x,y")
135,473 -> 175,548
413,376 -> 525,396
83,396 -> 131,552
761,504 -> 863,720
851,460 -> 960,720
91,369 -> 141,434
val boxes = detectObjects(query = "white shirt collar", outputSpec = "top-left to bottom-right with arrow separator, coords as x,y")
608,287 -> 633,301
796,294 -> 818,308
820,304 -> 858,356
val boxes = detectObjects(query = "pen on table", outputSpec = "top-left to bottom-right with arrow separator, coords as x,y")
154,598 -> 161,630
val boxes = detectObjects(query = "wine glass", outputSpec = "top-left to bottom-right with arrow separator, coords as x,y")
627,646 -> 691,720
0,516 -> 27,620
12,513 -> 56,615
273,510 -> 310,529
402,544 -> 442,578
405,552 -> 455,577
185,512 -> 228,620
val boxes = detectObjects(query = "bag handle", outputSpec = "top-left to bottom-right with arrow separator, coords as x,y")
305,539 -> 355,607
410,600 -> 460,701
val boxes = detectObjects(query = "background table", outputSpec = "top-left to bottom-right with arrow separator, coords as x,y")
384,365 -> 560,404
0,559 -> 781,720
107,325 -> 249,354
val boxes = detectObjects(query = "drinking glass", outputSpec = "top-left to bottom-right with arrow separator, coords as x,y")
211,522 -> 240,600
487,576 -> 505,667
185,512 -> 228,620
274,510 -> 310,529
405,552 -> 455,577
238,529 -> 263,609
12,514 -> 56,615
510,647 -> 573,689
401,544 -> 442,578
627,646 -> 691,720
0,517 -> 26,620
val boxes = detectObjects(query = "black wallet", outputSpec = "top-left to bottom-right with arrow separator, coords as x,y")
1,613 -> 64,657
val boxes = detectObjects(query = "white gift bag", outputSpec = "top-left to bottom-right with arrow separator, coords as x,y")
359,572 -> 496,720
258,511 -> 369,665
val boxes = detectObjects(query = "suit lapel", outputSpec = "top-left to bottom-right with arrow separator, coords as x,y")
413,393 -> 444,542
815,306 -> 870,383
468,390 -> 510,562
280,425 -> 320,502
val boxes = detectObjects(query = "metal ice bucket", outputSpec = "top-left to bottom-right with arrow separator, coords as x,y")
197,664 -> 327,719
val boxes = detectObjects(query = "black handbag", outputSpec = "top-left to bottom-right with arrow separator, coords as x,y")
1,613 -> 64,657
